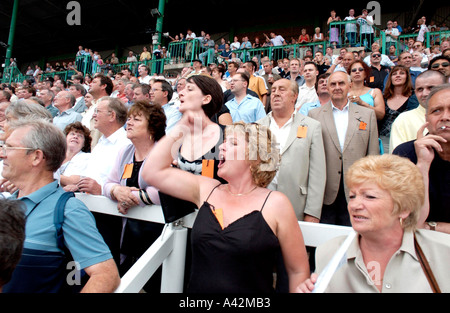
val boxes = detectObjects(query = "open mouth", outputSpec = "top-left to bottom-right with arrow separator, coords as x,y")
218,154 -> 226,168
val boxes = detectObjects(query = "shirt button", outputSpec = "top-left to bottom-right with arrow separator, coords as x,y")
385,283 -> 392,289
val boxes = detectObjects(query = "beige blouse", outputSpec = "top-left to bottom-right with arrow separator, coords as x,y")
315,229 -> 450,293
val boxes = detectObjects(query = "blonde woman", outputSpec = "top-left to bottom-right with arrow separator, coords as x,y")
143,121 -> 310,293
298,154 -> 450,293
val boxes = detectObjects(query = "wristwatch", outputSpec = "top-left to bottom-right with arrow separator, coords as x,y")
428,221 -> 437,231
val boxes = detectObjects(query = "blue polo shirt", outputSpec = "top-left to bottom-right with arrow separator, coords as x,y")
11,181 -> 112,269
225,94 -> 267,123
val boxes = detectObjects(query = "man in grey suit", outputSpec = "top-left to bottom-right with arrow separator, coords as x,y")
258,79 -> 326,222
308,71 -> 379,226
68,83 -> 87,113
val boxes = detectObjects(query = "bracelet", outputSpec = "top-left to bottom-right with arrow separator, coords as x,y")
139,189 -> 153,205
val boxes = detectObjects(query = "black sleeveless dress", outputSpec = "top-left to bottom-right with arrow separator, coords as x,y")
188,185 -> 280,293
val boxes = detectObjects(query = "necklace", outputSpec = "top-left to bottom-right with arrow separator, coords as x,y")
226,184 -> 258,196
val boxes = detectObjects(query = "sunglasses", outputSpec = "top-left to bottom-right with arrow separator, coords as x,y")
372,54 -> 381,58
431,62 -> 450,69
351,67 -> 365,73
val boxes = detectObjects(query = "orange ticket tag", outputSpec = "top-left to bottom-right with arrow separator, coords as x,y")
297,126 -> 308,138
212,208 -> 224,230
359,121 -> 367,130
370,76 -> 375,83
202,159 -> 214,178
122,163 -> 133,179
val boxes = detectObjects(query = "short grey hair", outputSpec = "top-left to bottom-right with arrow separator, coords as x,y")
71,83 -> 87,96
9,119 -> 66,172
426,83 -> 450,112
98,96 -> 128,125
5,99 -> 53,122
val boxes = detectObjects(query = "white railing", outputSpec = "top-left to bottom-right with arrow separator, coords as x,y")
75,193 -> 353,293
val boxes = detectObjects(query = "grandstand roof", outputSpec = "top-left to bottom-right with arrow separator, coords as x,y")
0,0 -> 431,65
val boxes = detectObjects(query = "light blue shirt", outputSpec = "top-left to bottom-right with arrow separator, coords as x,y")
299,100 -> 321,116
11,181 -> 112,269
163,102 -> 182,134
53,108 -> 82,132
225,94 -> 267,123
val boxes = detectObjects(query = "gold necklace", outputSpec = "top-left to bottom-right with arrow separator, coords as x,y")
226,184 -> 258,196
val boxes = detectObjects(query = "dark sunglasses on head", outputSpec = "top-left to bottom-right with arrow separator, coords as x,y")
431,62 -> 450,69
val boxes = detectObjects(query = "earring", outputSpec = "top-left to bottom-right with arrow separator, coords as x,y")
399,217 -> 403,227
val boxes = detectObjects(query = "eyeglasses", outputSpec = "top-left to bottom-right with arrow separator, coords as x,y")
0,144 -> 35,155
372,54 -> 381,58
431,62 -> 450,69
351,67 -> 365,73
93,108 -> 112,115
150,88 -> 162,93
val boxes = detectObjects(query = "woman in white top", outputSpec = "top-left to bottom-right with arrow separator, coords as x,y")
56,122 -> 92,189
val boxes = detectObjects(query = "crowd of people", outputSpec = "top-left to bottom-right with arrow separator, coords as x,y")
0,10 -> 450,294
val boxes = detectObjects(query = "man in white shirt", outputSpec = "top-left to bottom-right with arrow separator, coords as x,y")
257,78 -> 326,222
343,9 -> 357,46
78,96 -> 131,195
296,62 -> 319,110
138,64 -> 151,84
363,42 -> 395,67
126,51 -> 137,63
76,96 -> 131,263
385,20 -> 399,48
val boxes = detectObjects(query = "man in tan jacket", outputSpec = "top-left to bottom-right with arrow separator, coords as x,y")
308,71 -> 379,226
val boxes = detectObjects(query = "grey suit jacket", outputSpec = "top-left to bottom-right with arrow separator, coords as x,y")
73,97 -> 87,114
258,112 -> 326,220
308,101 -> 379,205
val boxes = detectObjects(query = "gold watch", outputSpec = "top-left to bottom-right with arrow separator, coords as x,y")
428,221 -> 437,231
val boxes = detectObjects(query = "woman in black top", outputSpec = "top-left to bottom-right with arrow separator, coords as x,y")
143,120 -> 310,293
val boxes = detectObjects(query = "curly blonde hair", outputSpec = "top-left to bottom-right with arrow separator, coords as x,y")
224,122 -> 280,187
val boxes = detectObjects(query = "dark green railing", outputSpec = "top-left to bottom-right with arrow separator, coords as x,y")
3,29 -> 449,84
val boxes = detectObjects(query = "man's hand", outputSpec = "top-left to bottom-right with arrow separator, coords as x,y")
414,122 -> 447,169
77,177 -> 102,195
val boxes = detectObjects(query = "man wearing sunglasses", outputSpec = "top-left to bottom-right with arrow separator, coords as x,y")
428,55 -> 450,82
368,52 -> 390,91
363,42 -> 395,68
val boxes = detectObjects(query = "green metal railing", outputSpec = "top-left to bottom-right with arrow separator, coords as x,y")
328,20 -> 386,52
388,30 -> 450,55
1,66 -> 22,84
229,41 -> 327,63
3,28 -> 450,84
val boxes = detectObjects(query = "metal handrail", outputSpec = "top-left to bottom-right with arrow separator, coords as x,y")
75,193 -> 353,293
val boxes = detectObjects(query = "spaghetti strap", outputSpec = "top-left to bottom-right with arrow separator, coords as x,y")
260,191 -> 273,212
206,183 -> 222,202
